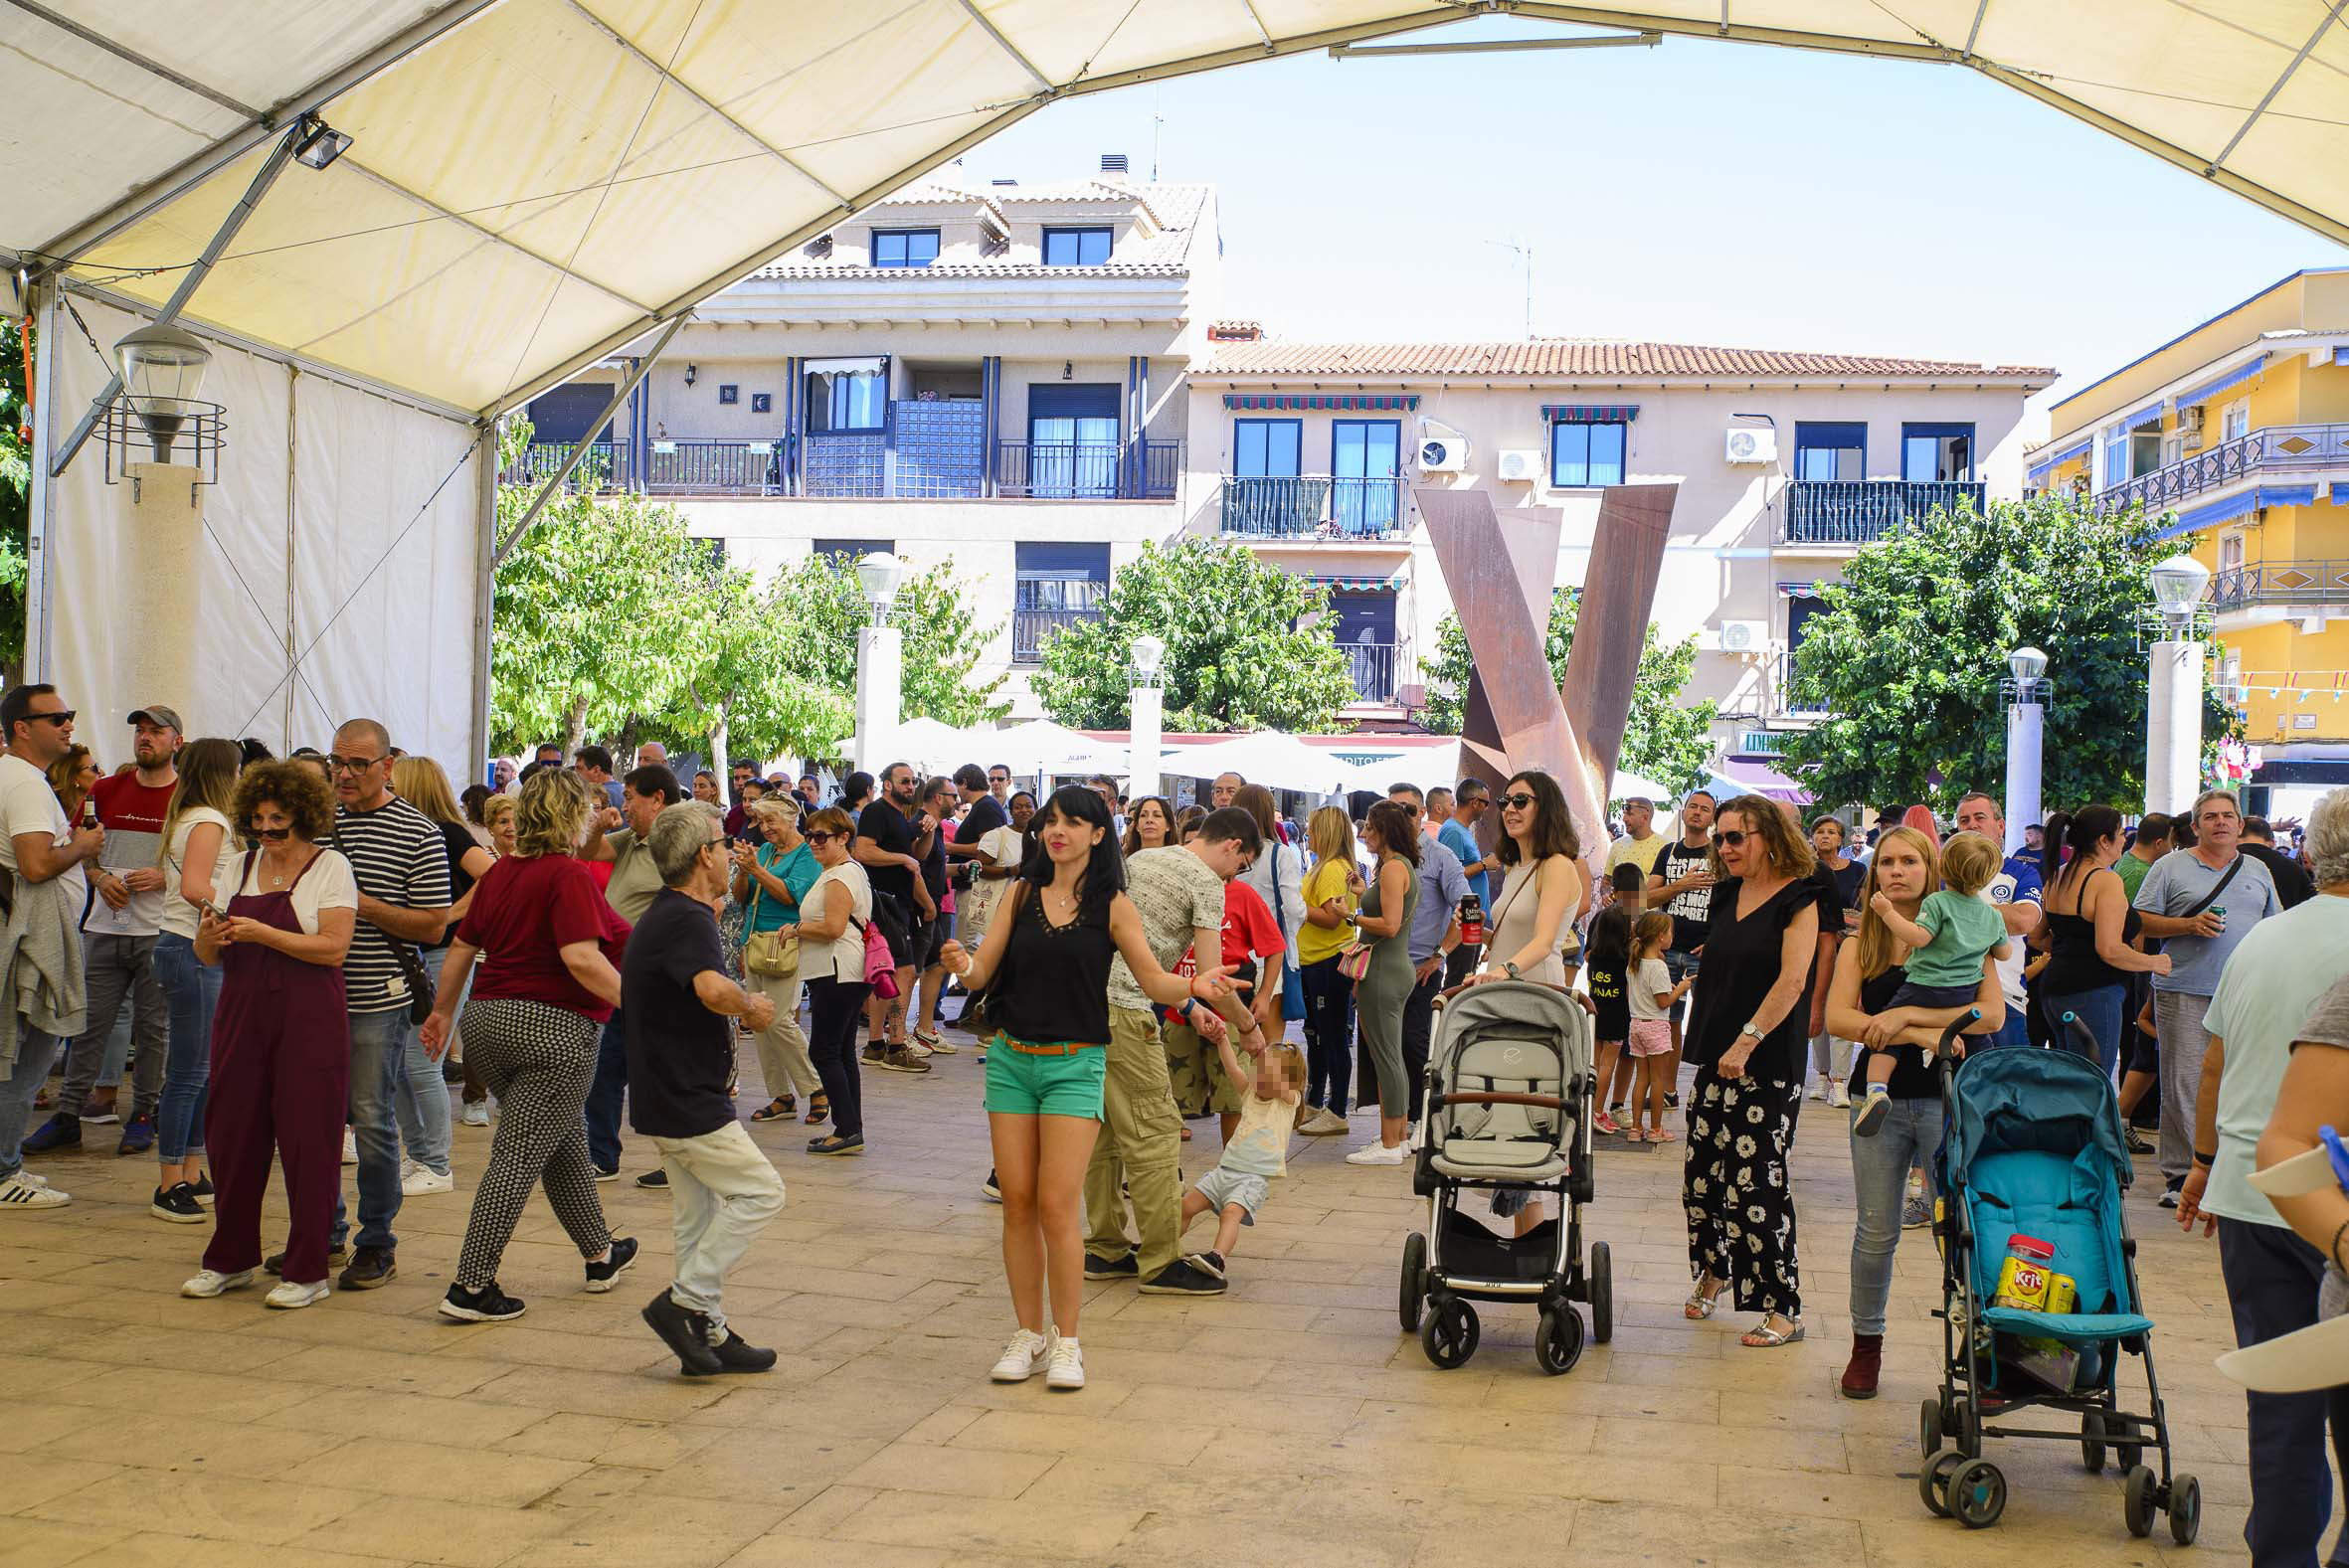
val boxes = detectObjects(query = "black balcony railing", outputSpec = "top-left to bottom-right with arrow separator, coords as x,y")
2097,424 -> 2349,512
646,438 -> 783,494
995,438 -> 1180,499
1011,605 -> 1103,663
1220,475 -> 1407,540
1345,641 -> 1402,703
2211,559 -> 2349,611
1780,479 -> 1985,545
502,438 -> 634,491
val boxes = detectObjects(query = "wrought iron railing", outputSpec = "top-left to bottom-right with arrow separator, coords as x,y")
502,439 -> 633,491
1769,650 -> 1830,716
1779,479 -> 1985,545
994,438 -> 1180,499
2211,559 -> 2349,611
1219,475 -> 1408,540
645,439 -> 782,494
1010,606 -> 1104,663
1344,641 -> 1403,703
2097,424 -> 2349,512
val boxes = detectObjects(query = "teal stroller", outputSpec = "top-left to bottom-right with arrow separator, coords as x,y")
1916,1027 -> 2199,1542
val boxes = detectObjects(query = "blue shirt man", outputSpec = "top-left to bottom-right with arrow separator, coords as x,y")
1438,780 -> 1492,908
1953,791 -> 2044,1048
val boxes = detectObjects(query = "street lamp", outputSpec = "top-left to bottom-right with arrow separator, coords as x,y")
115,322 -> 211,462
2002,645 -> 2048,854
851,552 -> 907,773
1129,633 -> 1167,803
2145,554 -> 2213,815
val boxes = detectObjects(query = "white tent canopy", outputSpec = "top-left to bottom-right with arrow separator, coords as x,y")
987,718 -> 1128,778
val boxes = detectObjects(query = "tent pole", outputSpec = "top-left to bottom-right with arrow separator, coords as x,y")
469,419 -> 499,784
23,274 -> 61,682
491,312 -> 686,568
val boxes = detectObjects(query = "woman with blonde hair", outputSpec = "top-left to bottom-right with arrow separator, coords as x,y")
732,793 -> 824,1125
1296,803 -> 1361,1135
388,756 -> 495,1195
47,743 -> 98,828
148,738 -> 244,1221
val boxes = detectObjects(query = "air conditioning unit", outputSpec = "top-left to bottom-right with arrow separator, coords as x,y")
1717,619 -> 1767,653
2182,404 -> 2206,450
1496,448 -> 1541,482
1418,436 -> 1468,472
1724,426 -> 1777,464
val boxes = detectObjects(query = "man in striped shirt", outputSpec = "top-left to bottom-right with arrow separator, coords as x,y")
321,718 -> 451,1293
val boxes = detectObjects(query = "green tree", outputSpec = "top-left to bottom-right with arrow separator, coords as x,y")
757,552 -> 1009,733
1775,494 -> 2235,812
1030,538 -> 1356,733
0,319 -> 34,676
1419,588 -> 1717,795
645,566 -> 852,771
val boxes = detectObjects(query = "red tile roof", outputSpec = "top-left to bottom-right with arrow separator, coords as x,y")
1204,339 -> 2055,381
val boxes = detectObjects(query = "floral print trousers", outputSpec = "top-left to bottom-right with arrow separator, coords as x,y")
1683,1066 -> 1802,1318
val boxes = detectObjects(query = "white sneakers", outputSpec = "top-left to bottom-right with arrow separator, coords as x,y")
459,1102 -> 490,1128
1806,1081 -> 1827,1101
0,1171 -> 68,1209
1345,1140 -> 1408,1166
1829,1083 -> 1852,1109
267,1279 -> 330,1310
181,1267 -> 254,1298
400,1160 -> 454,1195
991,1327 -> 1084,1390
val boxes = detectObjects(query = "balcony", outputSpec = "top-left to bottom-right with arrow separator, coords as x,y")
1779,480 -> 1986,545
995,438 -> 1180,500
1219,475 -> 1409,541
2211,559 -> 2349,613
505,431 -> 1180,501
1344,640 -> 1404,704
2098,423 -> 2349,513
1766,650 -> 1829,718
1010,605 -> 1103,663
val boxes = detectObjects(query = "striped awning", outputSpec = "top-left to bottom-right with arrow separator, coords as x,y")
1222,394 -> 1419,411
1775,580 -> 1830,597
1302,574 -> 1401,593
2157,482 -> 2320,539
1541,404 -> 1640,423
2028,436 -> 2094,485
2121,402 -> 2166,431
2174,352 -> 2268,411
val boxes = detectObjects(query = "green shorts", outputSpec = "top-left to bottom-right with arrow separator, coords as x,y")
1164,1020 -> 1243,1116
983,1034 -> 1108,1120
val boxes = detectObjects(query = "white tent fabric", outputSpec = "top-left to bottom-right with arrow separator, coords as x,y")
6,1 -> 2349,420
1159,733 -> 1368,795
988,719 -> 1127,777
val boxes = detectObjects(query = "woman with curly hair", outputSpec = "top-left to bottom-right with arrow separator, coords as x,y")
178,761 -> 359,1309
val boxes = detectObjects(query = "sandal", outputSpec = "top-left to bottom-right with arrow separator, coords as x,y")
749,1097 -> 795,1123
1684,1274 -> 1724,1320
805,1096 -> 829,1125
1647,1127 -> 1678,1143
1740,1315 -> 1805,1348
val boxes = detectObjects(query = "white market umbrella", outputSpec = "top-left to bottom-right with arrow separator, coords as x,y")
1331,740 -> 1463,798
1157,731 -> 1359,795
1607,769 -> 1674,802
989,719 -> 1129,777
838,716 -> 986,774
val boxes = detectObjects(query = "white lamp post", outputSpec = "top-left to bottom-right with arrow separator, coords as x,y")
852,551 -> 907,776
2003,645 -> 2047,855
1129,632 -> 1167,804
2146,554 -> 2212,816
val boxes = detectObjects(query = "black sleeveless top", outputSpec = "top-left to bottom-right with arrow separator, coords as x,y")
995,882 -> 1116,1046
2039,867 -> 2141,997
1858,963 -> 1944,1100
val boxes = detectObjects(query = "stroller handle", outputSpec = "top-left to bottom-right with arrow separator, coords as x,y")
1428,1091 -> 1569,1112
1935,1009 -> 1981,1061
1433,978 -> 1578,1010
2059,1010 -> 2099,1058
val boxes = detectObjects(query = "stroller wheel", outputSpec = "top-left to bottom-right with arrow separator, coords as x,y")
1536,1306 -> 1584,1376
1948,1458 -> 2006,1528
1398,1233 -> 1427,1333
1918,1397 -> 1942,1462
2121,1464 -> 2158,1538
2111,1415 -> 2145,1474
1918,1445 -> 1965,1518
1586,1241 -> 1613,1344
1420,1298 -> 1478,1369
2167,1475 -> 2201,1545
2079,1408 -> 2107,1473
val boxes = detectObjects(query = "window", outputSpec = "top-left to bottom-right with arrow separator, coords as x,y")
1042,226 -> 1113,266
750,392 -> 772,414
1549,421 -> 1626,488
1013,543 -> 1109,661
1233,419 -> 1303,478
871,228 -> 938,267
2223,399 -> 2251,442
1900,423 -> 1975,482
1026,385 -> 1121,498
805,363 -> 886,434
1793,422 -> 1865,482
1332,420 -> 1401,534
718,384 -> 739,406
2130,427 -> 2163,478
2102,422 -> 2127,488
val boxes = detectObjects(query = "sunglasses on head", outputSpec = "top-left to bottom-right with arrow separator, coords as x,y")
1501,792 -> 1536,809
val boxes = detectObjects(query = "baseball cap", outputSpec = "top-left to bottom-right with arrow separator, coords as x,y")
127,704 -> 184,732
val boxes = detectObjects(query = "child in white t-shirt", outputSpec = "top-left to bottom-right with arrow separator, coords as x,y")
1178,1036 -> 1306,1284
1625,912 -> 1691,1143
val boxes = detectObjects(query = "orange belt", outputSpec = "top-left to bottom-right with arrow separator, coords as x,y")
991,1032 -> 1105,1057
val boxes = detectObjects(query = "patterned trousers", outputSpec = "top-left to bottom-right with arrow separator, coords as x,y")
452,997 -> 612,1291
1683,1067 -> 1803,1318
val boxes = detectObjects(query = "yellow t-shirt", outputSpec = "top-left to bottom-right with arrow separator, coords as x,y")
1296,857 -> 1359,966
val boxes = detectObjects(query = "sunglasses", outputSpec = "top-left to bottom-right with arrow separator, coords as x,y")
1501,792 -> 1536,809
24,710 -> 75,727
1717,829 -> 1752,847
325,755 -> 383,775
803,830 -> 835,845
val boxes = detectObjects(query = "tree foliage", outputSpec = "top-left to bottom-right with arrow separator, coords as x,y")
1419,588 -> 1717,795
1775,494 -> 2235,813
0,319 -> 34,676
752,552 -> 1008,733
1030,538 -> 1356,733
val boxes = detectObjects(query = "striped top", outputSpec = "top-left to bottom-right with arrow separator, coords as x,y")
327,795 -> 453,1014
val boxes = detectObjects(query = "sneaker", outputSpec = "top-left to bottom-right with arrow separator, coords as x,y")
20,1112 -> 81,1154
641,1290 -> 724,1375
1806,1082 -> 1827,1102
150,1183 -> 205,1223
585,1236 -> 639,1293
707,1328 -> 777,1373
1829,1083 -> 1851,1109
401,1163 -> 453,1196
79,1092 -> 119,1124
1189,1250 -> 1227,1281
340,1130 -> 357,1165
635,1168 -> 668,1190
180,1267 -> 254,1298
861,1040 -> 885,1064
189,1173 -> 214,1205
1045,1334 -> 1085,1391
265,1242 -> 348,1276
266,1279 -> 330,1310
2123,1126 -> 2152,1156
807,1132 -> 864,1156
1593,1110 -> 1622,1135
1139,1258 -> 1226,1297
1901,1196 -> 1931,1230
981,1169 -> 1001,1203
591,1164 -> 620,1182
337,1245 -> 397,1291
459,1101 -> 491,1128
1297,1107 -> 1350,1136
990,1327 -> 1051,1383
877,1046 -> 933,1075
1852,1089 -> 1892,1137
0,1171 -> 69,1209
1345,1140 -> 1407,1166
439,1282 -> 525,1321
2157,1188 -> 2181,1210
117,1112 -> 155,1155
1083,1251 -> 1140,1281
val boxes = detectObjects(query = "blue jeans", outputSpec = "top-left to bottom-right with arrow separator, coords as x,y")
152,934 -> 223,1164
2217,1218 -> 2349,1567
1848,1095 -> 1943,1337
2041,983 -> 2124,1082
585,1007 -> 628,1172
392,947 -> 454,1175
330,1008 -> 410,1252
0,1025 -> 62,1180
1977,1005 -> 2030,1051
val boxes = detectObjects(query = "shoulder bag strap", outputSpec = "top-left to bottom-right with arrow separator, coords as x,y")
2179,853 -> 2245,919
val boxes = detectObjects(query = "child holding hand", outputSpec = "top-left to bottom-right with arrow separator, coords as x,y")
1625,912 -> 1692,1141
1857,831 -> 2011,1135
1179,1032 -> 1309,1284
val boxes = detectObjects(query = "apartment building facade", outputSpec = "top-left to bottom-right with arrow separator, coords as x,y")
2026,266 -> 2349,802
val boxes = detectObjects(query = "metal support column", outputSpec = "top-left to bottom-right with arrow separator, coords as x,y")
492,312 -> 687,567
468,417 -> 500,783
23,275 -> 61,681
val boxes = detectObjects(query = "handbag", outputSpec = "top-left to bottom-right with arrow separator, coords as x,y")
852,914 -> 900,998
1269,841 -> 1307,1020
741,874 -> 799,978
392,940 -> 436,1024
1338,940 -> 1372,983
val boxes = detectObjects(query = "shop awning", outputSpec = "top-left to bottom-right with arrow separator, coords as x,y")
1542,405 -> 1641,423
1302,574 -> 1401,593
2157,482 -> 2321,539
1222,394 -> 1419,411
1705,759 -> 1812,806
2029,436 -> 2094,485
2174,353 -> 2269,411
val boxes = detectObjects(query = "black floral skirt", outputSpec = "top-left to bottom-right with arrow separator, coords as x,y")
1682,1066 -> 1802,1318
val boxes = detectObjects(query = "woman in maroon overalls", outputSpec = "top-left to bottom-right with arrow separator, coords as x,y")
179,762 -> 360,1309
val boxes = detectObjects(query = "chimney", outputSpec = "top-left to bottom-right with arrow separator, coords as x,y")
1100,153 -> 1129,175
1207,321 -> 1264,342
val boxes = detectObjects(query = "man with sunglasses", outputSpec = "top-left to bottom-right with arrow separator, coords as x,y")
852,763 -> 937,1068
1649,790 -> 1718,1085
316,719 -> 452,1289
0,685 -> 100,1209
987,765 -> 1011,803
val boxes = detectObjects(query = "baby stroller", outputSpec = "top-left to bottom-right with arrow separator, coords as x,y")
1397,980 -> 1610,1374
1917,1017 -> 2197,1542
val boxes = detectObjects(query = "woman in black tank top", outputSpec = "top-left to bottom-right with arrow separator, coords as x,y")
939,785 -> 1247,1392
2036,806 -> 2171,1080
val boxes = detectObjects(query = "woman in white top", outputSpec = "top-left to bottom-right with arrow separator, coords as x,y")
150,738 -> 244,1221
791,806 -> 875,1156
1470,770 -> 1586,988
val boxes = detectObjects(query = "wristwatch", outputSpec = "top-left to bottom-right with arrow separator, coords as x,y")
1739,1021 -> 1764,1043
1503,960 -> 1522,979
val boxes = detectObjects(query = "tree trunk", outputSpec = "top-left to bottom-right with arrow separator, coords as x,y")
562,695 -> 589,759
708,707 -> 731,795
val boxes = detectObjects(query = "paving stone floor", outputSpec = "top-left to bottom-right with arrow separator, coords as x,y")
0,1022 -> 2308,1566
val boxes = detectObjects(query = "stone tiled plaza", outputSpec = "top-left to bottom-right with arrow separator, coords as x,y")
0,1026 -> 2273,1568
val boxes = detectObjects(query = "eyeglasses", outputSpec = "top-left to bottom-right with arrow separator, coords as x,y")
1717,829 -> 1751,847
24,710 -> 74,727
1501,792 -> 1536,809
1459,795 -> 1487,809
325,755 -> 383,775
803,830 -> 835,845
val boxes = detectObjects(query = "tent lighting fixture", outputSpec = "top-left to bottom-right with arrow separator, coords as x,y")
293,115 -> 354,171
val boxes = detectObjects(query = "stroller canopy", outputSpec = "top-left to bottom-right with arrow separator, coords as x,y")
1946,1048 -> 2134,1192
1437,982 -> 1589,1080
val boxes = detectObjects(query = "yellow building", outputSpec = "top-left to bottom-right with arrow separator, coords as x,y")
2028,267 -> 2349,810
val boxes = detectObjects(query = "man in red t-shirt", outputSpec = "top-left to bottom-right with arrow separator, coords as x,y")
1166,875 -> 1285,1143
23,705 -> 181,1157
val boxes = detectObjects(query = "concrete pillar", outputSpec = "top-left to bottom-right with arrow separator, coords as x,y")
2146,639 -> 2204,817
119,461 -> 203,724
2003,699 -> 2042,854
1130,684 -> 1163,802
853,623 -> 901,776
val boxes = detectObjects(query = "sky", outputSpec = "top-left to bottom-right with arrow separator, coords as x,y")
964,16 -> 2346,427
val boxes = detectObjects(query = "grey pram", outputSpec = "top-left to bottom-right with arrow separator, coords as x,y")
1398,979 -> 1612,1373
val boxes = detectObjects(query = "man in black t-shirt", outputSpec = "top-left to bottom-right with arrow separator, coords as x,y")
627,801 -> 787,1378
852,762 -> 937,1070
2241,816 -> 2315,910
1647,791 -> 1717,1049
